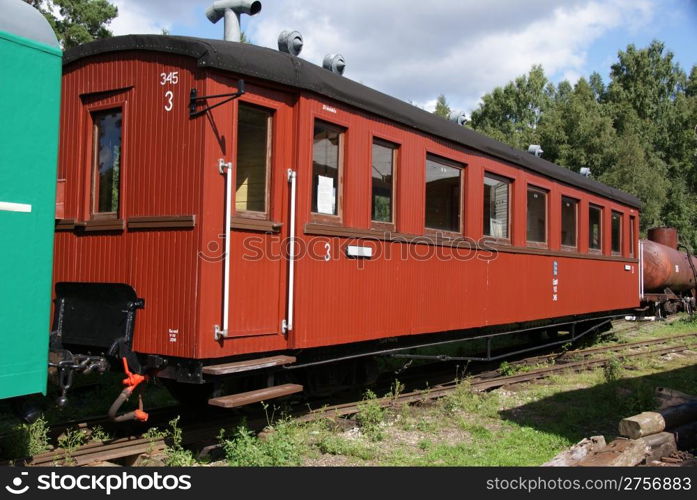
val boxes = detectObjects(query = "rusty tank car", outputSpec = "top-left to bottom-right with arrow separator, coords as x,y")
640,227 -> 697,316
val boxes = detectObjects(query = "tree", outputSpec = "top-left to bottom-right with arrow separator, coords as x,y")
24,0 -> 118,49
604,40 -> 695,241
433,94 -> 452,118
538,78 -> 616,177
470,65 -> 554,150
687,65 -> 697,97
588,72 -> 606,102
598,132 -> 669,230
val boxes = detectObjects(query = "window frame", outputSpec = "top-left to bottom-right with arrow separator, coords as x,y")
310,119 -> 346,224
611,210 -> 623,256
370,137 -> 399,231
89,106 -> 124,221
560,195 -> 579,251
234,101 -> 274,220
482,172 -> 512,243
629,215 -> 636,258
424,153 -> 465,237
526,185 -> 548,248
588,204 -> 604,253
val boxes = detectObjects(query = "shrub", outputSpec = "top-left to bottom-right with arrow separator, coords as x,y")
220,420 -> 302,466
356,390 -> 386,441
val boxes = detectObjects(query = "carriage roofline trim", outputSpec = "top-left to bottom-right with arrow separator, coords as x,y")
64,34 -> 641,209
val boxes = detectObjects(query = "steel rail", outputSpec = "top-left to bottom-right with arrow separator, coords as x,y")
16,333 -> 697,466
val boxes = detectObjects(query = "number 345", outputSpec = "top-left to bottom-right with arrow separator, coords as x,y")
160,72 -> 178,112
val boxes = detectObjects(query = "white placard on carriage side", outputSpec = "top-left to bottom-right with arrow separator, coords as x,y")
317,175 -> 335,215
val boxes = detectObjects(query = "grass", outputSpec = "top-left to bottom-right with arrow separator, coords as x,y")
219,419 -> 303,466
0,315 -> 695,465
355,390 -> 387,441
2,416 -> 51,458
55,428 -> 88,464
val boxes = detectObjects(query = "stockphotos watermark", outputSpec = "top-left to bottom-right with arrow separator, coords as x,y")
3,470 -> 191,496
199,232 -> 499,267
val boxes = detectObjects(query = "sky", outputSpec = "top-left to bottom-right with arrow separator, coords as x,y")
108,0 -> 697,115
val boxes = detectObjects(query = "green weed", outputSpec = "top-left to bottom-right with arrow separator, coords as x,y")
603,355 -> 624,382
57,428 -> 88,464
163,416 -> 196,466
220,420 -> 302,466
356,390 -> 386,441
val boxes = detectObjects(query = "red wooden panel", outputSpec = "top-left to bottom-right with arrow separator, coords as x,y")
54,53 -> 205,359
55,179 -> 65,219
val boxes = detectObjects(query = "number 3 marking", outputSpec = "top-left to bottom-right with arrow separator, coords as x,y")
164,90 -> 174,112
324,243 -> 331,262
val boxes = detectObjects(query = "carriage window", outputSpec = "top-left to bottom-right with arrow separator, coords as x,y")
312,121 -> 344,216
236,103 -> 272,213
527,186 -> 547,244
371,140 -> 396,224
483,174 -> 510,239
589,205 -> 603,251
425,156 -> 461,232
561,196 -> 578,248
629,215 -> 636,258
611,211 -> 622,254
92,109 -> 122,215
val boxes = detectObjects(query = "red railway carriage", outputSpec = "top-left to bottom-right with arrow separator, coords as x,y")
51,35 -> 641,408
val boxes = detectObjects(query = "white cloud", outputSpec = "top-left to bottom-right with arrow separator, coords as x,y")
110,0 -> 168,34
109,0 -> 209,35
106,0 -> 658,112
245,0 -> 657,111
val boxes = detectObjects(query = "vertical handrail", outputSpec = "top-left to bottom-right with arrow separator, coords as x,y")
639,240 -> 644,300
215,159 -> 233,340
283,169 -> 297,334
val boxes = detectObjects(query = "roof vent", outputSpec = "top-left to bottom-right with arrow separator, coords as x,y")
580,167 -> 592,178
206,0 -> 262,42
278,30 -> 303,56
322,53 -> 346,75
448,111 -> 467,126
527,144 -> 543,158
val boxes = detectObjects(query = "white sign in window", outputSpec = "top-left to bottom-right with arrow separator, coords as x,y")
316,175 -> 336,215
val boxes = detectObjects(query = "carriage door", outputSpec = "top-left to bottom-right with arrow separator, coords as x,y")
226,92 -> 295,337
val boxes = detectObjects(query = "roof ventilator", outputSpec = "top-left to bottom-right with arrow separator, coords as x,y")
449,111 -> 467,126
278,30 -> 303,56
528,144 -> 543,158
323,53 -> 346,75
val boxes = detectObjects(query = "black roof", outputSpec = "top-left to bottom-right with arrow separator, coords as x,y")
65,35 -> 641,208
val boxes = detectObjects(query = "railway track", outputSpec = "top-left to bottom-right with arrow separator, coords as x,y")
14,331 -> 697,467
301,332 -> 697,421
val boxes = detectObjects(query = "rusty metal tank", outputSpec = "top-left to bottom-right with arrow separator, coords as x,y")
642,229 -> 697,293
647,227 -> 679,250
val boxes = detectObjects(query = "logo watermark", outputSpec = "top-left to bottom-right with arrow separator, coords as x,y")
4,471 -> 191,496
199,231 -> 500,270
5,472 -> 29,495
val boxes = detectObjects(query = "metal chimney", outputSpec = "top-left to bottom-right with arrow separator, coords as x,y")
206,0 -> 262,42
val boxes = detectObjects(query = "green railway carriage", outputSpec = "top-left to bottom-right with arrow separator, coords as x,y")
0,0 -> 61,400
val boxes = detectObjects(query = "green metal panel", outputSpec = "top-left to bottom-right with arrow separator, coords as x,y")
0,30 -> 61,399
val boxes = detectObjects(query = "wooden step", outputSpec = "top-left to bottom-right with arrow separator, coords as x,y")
208,384 -> 304,408
202,355 -> 296,376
